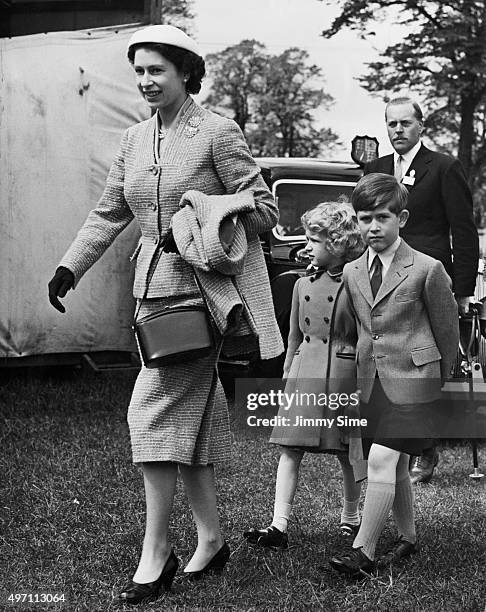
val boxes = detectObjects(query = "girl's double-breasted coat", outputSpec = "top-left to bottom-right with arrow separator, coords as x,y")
270,269 -> 358,450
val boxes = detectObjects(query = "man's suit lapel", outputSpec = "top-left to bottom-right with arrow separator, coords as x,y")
402,144 -> 433,192
373,241 -> 413,304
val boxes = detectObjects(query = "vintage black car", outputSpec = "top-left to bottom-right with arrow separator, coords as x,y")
256,157 -> 363,279
220,157 -> 363,377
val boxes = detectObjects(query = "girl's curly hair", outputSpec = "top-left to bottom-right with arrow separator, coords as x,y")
301,200 -> 365,262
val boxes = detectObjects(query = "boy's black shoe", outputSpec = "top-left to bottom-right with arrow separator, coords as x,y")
409,448 -> 439,484
329,547 -> 375,577
243,526 -> 288,549
378,537 -> 418,566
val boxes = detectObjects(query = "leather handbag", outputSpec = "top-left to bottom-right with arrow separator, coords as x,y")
133,235 -> 215,368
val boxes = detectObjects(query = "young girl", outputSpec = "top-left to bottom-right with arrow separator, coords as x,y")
244,201 -> 366,548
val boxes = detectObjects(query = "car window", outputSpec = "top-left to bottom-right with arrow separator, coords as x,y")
273,180 -> 356,238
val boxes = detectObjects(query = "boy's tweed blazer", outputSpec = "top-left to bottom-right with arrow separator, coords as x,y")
59,97 -> 279,301
343,240 -> 459,405
171,190 -> 283,360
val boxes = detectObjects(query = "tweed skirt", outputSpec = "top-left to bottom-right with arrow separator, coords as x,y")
127,295 -> 231,465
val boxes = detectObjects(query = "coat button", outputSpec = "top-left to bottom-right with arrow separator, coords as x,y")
328,296 -> 334,302
373,334 -> 380,340
151,165 -> 159,175
151,202 -> 157,211
324,317 -> 329,324
305,295 -> 310,301
323,338 -> 328,344
370,354 -> 375,360
305,317 -> 310,325
310,277 -> 315,283
335,277 -> 342,283
153,236 -> 158,244
305,336 -> 310,342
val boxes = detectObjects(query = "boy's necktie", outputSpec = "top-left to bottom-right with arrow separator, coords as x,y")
370,255 -> 383,299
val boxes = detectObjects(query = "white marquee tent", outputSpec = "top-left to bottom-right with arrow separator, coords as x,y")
0,24 -> 150,361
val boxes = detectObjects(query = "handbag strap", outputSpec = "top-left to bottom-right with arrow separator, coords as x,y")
133,233 -> 213,325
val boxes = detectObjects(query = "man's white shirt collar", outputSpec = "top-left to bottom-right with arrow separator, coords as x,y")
368,237 -> 401,279
394,140 -> 422,177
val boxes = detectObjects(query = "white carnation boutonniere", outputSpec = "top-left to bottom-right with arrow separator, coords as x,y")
402,169 -> 416,186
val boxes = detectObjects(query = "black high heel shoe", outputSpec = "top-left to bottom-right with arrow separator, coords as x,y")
118,550 -> 179,605
183,541 -> 230,581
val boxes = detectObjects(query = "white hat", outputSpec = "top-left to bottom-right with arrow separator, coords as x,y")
127,24 -> 200,56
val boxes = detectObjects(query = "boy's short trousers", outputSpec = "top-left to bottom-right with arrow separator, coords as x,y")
360,377 -> 436,458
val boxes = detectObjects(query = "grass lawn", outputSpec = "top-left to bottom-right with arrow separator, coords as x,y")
1,367 -> 485,612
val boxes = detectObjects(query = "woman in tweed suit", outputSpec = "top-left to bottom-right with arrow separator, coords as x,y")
48,25 -> 282,603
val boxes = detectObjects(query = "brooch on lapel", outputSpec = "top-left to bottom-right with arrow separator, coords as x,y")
183,115 -> 203,138
402,169 -> 416,186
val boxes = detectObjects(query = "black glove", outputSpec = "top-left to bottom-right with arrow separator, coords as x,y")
48,266 -> 74,313
161,227 -> 179,254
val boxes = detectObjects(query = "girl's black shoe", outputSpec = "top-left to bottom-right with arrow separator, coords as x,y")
339,522 -> 360,538
243,525 -> 288,549
183,541 -> 230,580
118,550 -> 179,605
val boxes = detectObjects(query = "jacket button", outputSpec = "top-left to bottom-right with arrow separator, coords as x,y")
305,295 -> 310,301
151,165 -> 159,175
305,336 -> 310,342
323,338 -> 328,344
151,202 -> 157,211
305,317 -> 310,325
310,277 -> 315,283
328,296 -> 334,302
372,334 -> 380,340
153,236 -> 158,244
335,277 -> 342,283
324,317 -> 329,324
370,354 -> 375,360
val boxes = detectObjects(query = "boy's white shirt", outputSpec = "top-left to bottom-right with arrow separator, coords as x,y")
367,236 -> 401,279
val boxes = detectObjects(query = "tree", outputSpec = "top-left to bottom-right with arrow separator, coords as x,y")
204,40 -> 268,133
154,0 -> 195,33
252,48 -> 339,156
204,42 -> 339,157
321,0 -> 486,191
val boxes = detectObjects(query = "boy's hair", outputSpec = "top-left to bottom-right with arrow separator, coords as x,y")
351,173 -> 408,214
301,201 -> 365,262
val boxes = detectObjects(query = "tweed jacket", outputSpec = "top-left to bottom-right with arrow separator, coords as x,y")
59,97 -> 279,300
171,190 -> 283,360
343,240 -> 459,405
364,144 -> 479,296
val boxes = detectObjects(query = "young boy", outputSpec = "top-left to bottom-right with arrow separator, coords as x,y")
329,173 -> 459,576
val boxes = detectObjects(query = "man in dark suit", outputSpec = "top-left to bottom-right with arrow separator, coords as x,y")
364,96 -> 479,483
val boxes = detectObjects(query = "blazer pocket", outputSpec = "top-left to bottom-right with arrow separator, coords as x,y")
395,291 -> 417,302
411,345 -> 441,366
336,352 -> 356,360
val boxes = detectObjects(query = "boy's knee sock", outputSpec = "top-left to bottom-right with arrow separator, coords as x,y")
392,475 -> 416,544
352,481 -> 395,560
